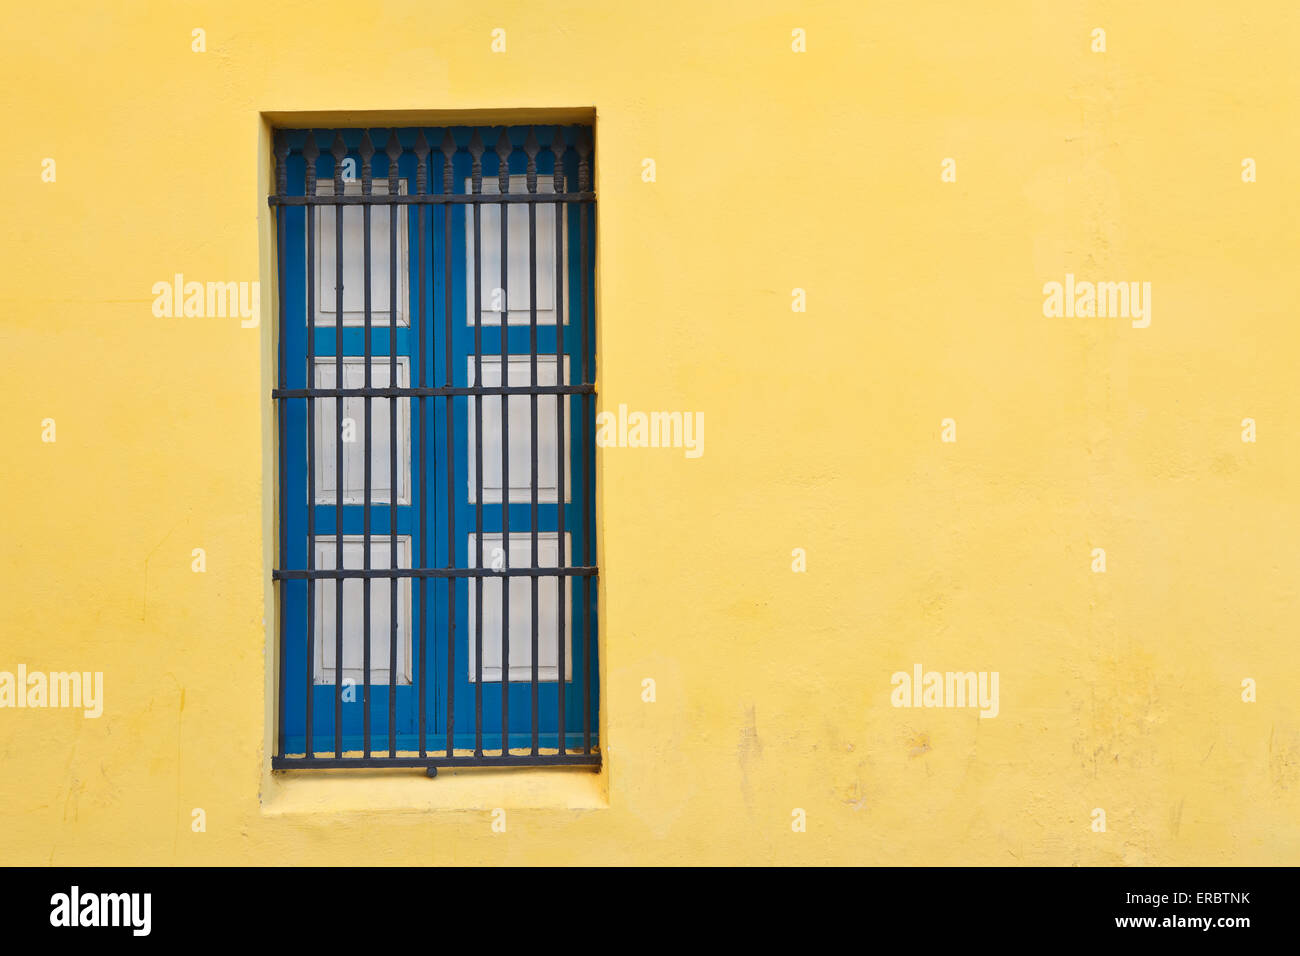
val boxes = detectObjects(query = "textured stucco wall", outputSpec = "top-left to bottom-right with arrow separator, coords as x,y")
2,0 -> 1299,864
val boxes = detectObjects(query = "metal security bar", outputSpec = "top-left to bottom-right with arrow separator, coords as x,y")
270,126 -> 598,773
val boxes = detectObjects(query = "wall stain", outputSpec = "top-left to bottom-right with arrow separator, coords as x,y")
737,705 -> 762,810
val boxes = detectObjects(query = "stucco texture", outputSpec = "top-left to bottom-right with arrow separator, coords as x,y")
1,1 -> 1298,864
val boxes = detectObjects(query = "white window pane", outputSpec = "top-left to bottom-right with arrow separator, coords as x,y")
465,175 -> 565,325
314,357 -> 410,505
314,536 -> 412,685
315,180 -> 409,326
467,533 -> 571,683
467,355 -> 570,504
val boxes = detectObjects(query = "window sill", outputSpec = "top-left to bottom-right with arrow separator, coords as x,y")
260,764 -> 607,814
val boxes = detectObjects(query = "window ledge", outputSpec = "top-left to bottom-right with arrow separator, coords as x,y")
260,765 -> 607,814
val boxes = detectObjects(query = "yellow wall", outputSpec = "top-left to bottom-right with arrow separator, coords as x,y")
3,1 -> 1299,865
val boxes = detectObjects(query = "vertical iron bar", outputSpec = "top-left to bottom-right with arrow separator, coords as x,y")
552,129 -> 567,753
303,133 -> 319,758
331,133 -> 346,758
441,132 -> 457,759
496,130 -> 512,756
469,130 -> 485,757
386,132 -> 401,756
274,132 -> 289,759
360,132 -> 374,758
415,131 -> 430,758
577,130 -> 593,754
524,128 -> 540,755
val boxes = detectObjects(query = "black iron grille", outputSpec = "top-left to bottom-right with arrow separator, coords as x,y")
270,125 -> 597,772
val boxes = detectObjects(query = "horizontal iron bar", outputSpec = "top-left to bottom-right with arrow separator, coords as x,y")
272,384 -> 595,399
268,193 -> 595,207
272,754 -> 601,769
273,566 -> 598,580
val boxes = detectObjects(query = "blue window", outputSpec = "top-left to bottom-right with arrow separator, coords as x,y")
272,126 -> 597,770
